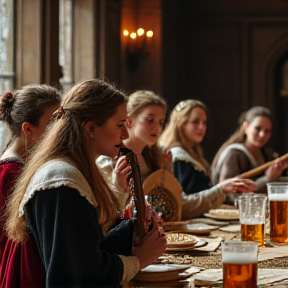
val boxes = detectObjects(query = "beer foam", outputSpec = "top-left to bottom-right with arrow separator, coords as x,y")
241,220 -> 264,225
268,194 -> 288,201
222,252 -> 257,264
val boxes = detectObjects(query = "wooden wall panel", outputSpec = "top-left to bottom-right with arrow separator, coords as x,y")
162,0 -> 288,161
16,0 -> 60,87
16,0 -> 42,86
73,0 -> 96,82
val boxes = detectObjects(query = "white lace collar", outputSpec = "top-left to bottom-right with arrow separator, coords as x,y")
170,146 -> 207,172
19,158 -> 97,216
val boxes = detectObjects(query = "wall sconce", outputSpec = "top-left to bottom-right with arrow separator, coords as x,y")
123,28 -> 154,69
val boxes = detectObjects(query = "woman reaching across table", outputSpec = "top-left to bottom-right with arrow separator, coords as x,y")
211,106 -> 288,204
5,79 -> 166,288
159,99 -> 256,219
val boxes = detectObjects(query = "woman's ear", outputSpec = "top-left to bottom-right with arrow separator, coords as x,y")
242,121 -> 249,132
22,122 -> 33,138
85,121 -> 97,138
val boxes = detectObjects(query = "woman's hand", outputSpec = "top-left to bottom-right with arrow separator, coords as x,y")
265,160 -> 288,182
112,155 -> 131,192
132,211 -> 167,270
219,178 -> 256,193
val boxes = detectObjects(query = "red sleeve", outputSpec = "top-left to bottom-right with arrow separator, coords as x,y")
0,161 -> 23,237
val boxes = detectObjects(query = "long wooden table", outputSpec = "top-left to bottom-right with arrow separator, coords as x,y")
128,222 -> 288,287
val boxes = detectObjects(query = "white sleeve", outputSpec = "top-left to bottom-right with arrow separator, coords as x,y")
181,185 -> 225,220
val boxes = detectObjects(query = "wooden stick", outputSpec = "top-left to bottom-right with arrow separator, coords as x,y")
238,152 -> 288,179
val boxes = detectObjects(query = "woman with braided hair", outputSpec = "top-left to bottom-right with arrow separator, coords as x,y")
0,84 -> 61,288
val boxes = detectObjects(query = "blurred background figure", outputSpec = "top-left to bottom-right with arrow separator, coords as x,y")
96,90 -> 169,216
160,99 -> 256,219
211,106 -> 288,204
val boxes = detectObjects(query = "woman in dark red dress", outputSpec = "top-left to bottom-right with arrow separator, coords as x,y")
0,85 -> 61,288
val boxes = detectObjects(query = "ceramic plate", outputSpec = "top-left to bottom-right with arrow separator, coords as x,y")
183,223 -> 219,234
167,223 -> 219,235
162,221 -> 188,232
204,209 -> 239,220
133,264 -> 191,282
188,218 -> 229,226
219,224 -> 241,232
203,213 -> 239,220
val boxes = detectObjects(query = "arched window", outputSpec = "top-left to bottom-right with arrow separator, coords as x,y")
0,0 -> 14,93
59,0 -> 73,95
0,0 -> 13,154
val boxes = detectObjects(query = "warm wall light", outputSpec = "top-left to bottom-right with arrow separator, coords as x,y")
123,28 -> 154,56
123,30 -> 129,36
146,30 -> 153,38
123,28 -> 154,70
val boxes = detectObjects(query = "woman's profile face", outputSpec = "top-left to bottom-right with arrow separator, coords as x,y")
26,103 -> 60,148
244,116 -> 272,148
182,106 -> 207,145
128,105 -> 166,146
93,103 -> 128,158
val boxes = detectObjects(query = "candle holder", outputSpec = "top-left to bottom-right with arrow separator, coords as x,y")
123,28 -> 153,69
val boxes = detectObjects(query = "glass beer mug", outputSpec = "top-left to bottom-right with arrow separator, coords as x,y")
222,240 -> 258,288
238,194 -> 267,247
267,182 -> 288,245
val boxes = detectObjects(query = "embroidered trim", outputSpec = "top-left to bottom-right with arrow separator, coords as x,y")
118,255 -> 140,287
19,159 -> 97,216
0,157 -> 24,166
170,147 -> 207,172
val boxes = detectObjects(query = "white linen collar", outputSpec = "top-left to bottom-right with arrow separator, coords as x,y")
19,158 -> 97,216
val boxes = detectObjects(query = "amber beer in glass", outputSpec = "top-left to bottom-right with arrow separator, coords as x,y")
238,194 -> 267,247
267,183 -> 288,245
222,241 -> 258,288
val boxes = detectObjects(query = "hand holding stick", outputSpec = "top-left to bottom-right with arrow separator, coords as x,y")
238,152 -> 288,179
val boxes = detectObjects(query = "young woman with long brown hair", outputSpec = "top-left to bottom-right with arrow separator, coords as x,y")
5,79 -> 166,288
160,99 -> 256,219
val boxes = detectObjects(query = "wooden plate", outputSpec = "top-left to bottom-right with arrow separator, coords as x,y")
165,236 -> 207,252
166,232 -> 197,248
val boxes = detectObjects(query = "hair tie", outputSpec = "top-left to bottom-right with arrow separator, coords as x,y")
2,91 -> 13,100
174,100 -> 189,112
52,106 -> 65,120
